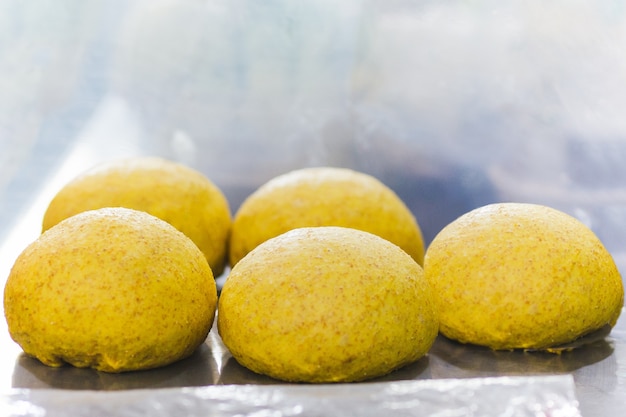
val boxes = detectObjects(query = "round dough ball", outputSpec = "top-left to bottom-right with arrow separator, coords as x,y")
218,226 -> 438,382
424,202 -> 624,350
42,157 -> 231,276
229,167 -> 424,267
4,207 -> 217,372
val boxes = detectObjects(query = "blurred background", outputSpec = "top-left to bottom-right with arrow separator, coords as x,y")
2,0 -> 626,267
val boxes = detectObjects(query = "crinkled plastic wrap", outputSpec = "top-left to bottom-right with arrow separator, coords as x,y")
3,375 -> 580,417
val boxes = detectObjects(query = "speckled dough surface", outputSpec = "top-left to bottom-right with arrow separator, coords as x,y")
4,208 -> 218,372
219,226 -> 438,383
424,203 -> 624,350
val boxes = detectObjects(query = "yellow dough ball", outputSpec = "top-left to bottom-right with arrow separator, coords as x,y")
229,167 -> 424,267
218,226 -> 438,383
4,207 -> 217,372
424,202 -> 624,350
42,157 -> 231,276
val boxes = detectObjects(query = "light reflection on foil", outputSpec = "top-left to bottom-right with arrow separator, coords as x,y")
1,375 -> 580,417
2,398 -> 46,417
